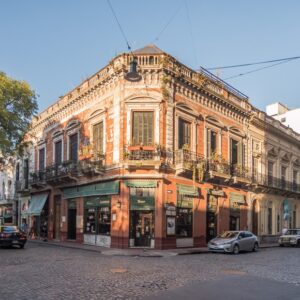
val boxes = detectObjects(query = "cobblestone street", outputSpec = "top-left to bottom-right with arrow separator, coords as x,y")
1,243 -> 300,299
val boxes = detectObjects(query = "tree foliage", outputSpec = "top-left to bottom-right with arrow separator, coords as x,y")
0,72 -> 38,156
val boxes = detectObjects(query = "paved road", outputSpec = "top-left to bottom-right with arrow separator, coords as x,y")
0,243 -> 299,300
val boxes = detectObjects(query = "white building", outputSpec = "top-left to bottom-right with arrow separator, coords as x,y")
0,157 -> 17,225
266,102 -> 300,134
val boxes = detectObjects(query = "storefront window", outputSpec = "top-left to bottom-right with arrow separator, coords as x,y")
176,208 -> 193,237
176,195 -> 193,238
84,197 -> 111,235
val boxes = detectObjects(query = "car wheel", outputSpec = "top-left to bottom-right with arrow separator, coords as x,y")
279,244 -> 284,247
297,240 -> 300,248
232,244 -> 239,255
19,244 -> 24,249
253,242 -> 259,252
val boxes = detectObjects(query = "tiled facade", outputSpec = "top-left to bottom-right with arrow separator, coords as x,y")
14,45 -> 300,248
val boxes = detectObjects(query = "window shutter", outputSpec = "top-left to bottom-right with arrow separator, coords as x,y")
207,129 -> 211,157
237,141 -> 243,166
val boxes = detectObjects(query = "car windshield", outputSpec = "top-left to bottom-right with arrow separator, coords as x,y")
218,231 -> 239,239
0,226 -> 19,233
285,229 -> 300,235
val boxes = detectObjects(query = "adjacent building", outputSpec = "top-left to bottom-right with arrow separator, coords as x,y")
267,102 -> 300,134
13,45 -> 300,248
0,157 -> 17,225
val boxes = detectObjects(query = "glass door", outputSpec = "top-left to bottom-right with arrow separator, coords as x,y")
130,211 -> 154,247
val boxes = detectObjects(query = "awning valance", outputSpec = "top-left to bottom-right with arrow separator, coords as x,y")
27,193 -> 48,216
125,180 -> 157,188
177,184 -> 199,197
63,181 -> 119,199
206,188 -> 225,197
230,193 -> 245,204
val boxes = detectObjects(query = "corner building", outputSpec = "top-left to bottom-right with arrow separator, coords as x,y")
23,45 -> 299,249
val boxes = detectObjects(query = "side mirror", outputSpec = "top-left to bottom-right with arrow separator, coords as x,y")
238,235 -> 242,240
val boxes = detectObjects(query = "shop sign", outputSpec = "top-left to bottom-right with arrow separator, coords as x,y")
229,193 -> 245,211
166,216 -> 176,236
130,196 -> 155,210
165,205 -> 176,216
283,199 -> 291,220
177,198 -> 193,209
85,196 -> 111,208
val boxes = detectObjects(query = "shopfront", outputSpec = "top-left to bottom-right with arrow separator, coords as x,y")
84,196 -> 111,247
63,181 -> 119,247
206,188 -> 225,242
0,204 -> 13,225
127,181 -> 156,248
176,184 -> 199,248
229,193 -> 245,231
26,193 -> 49,238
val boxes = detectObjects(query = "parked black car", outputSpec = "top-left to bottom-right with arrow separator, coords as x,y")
0,226 -> 27,248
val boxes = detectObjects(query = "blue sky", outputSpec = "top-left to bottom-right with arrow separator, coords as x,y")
1,0 -> 300,112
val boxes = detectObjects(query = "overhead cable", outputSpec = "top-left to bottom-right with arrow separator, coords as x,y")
223,58 -> 296,80
106,0 -> 132,50
153,1 -> 184,42
207,56 -> 300,70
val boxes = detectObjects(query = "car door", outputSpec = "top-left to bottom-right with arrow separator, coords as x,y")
238,232 -> 247,250
244,232 -> 255,251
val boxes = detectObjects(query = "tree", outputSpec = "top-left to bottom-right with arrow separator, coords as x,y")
0,72 -> 38,156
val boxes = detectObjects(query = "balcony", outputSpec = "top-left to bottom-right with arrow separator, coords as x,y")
174,149 -> 206,180
207,160 -> 231,182
78,155 -> 105,176
124,146 -> 161,169
231,165 -> 252,186
29,171 -> 46,189
15,180 -> 30,195
252,174 -> 300,196
45,160 -> 78,185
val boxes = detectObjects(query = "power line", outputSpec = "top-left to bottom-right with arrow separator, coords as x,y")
184,0 -> 198,67
106,0 -> 131,51
223,58 -> 296,80
207,56 -> 300,70
153,1 -> 184,42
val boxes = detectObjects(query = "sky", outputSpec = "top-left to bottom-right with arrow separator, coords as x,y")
1,0 -> 300,113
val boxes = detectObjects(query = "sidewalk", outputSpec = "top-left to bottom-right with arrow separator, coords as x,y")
28,239 -> 278,257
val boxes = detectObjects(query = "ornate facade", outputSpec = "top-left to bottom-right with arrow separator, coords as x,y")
14,45 -> 300,248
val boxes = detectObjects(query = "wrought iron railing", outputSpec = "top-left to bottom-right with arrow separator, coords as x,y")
45,160 -> 78,181
30,170 -> 46,185
252,174 -> 300,193
15,180 -> 29,192
125,149 -> 161,161
174,149 -> 206,169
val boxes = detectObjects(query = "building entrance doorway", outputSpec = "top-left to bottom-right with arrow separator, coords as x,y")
206,195 -> 218,242
67,200 -> 76,240
230,216 -> 240,231
130,211 -> 154,247
53,195 -> 61,240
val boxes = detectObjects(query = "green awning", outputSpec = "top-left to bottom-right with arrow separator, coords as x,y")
63,181 -> 119,199
125,180 -> 157,188
177,184 -> 199,197
230,192 -> 245,204
130,196 -> 155,210
27,193 -> 48,216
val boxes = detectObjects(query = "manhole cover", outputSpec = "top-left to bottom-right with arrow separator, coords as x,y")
110,268 -> 128,273
222,270 -> 247,275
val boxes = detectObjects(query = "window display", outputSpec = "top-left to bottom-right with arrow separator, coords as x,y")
84,196 -> 111,235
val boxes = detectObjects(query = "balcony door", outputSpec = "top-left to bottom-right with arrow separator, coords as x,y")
69,133 -> 78,162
